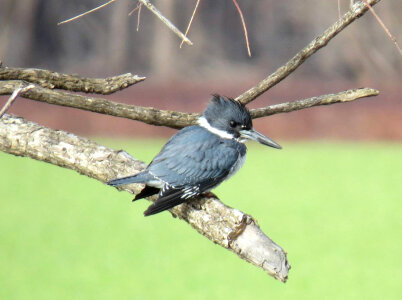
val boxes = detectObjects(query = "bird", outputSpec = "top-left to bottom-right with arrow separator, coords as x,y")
107,95 -> 281,216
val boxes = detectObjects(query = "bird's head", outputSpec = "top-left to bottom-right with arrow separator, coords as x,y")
198,95 -> 281,149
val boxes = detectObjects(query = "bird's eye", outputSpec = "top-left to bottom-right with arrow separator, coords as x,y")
229,120 -> 237,128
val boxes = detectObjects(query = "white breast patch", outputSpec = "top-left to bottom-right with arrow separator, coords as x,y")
226,153 -> 246,181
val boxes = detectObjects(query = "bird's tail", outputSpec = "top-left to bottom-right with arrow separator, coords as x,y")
107,172 -> 149,187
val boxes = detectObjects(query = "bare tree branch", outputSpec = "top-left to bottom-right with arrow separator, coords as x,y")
0,113 -> 290,282
235,0 -> 381,105
249,88 -> 379,119
139,0 -> 193,46
0,80 -> 378,129
0,66 -> 145,95
0,0 -> 382,128
0,81 -> 196,129
58,0 -> 192,45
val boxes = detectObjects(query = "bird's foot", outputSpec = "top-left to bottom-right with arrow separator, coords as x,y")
202,191 -> 217,199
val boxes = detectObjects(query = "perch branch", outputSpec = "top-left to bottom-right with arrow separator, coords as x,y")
0,81 -> 378,128
0,114 -> 290,282
235,0 -> 381,105
0,66 -> 145,95
139,0 -> 193,46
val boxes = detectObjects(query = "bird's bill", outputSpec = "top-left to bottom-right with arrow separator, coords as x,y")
240,129 -> 282,149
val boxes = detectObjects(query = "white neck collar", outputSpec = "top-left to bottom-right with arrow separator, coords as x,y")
197,116 -> 234,140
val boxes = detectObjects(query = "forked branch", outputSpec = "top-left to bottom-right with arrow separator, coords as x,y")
0,79 -> 378,129
235,0 -> 381,104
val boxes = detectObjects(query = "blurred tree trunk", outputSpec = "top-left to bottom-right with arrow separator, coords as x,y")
150,0 -> 176,78
1,0 -> 37,66
108,0 -> 130,73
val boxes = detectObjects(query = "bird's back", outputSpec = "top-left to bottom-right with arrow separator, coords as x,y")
147,125 -> 246,188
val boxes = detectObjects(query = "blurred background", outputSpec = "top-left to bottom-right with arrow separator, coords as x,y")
0,1 -> 401,299
0,0 -> 401,139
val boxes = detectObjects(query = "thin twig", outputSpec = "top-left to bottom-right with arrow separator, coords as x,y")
58,0 -> 117,25
128,2 -> 141,16
180,0 -> 201,48
250,88 -> 379,119
235,0 -> 381,105
137,3 -> 142,31
139,0 -> 193,46
128,2 -> 143,31
232,0 -> 251,57
362,0 -> 402,56
0,84 -> 34,118
337,0 -> 342,19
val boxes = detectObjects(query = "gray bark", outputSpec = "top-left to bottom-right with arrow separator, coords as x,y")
0,114 -> 290,282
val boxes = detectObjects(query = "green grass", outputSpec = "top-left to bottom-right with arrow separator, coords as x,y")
0,141 -> 401,299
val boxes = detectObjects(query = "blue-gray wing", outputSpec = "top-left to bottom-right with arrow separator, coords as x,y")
147,126 -> 246,190
143,126 -> 246,216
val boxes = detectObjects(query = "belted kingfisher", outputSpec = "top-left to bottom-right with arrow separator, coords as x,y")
108,95 -> 281,216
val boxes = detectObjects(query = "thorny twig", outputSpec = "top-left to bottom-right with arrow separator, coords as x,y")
362,0 -> 402,56
139,0 -> 193,45
58,0 -> 117,25
58,0 -> 192,45
232,0 -> 251,57
137,3 -> 142,31
180,0 -> 201,48
128,2 -> 143,32
128,2 -> 142,16
0,84 -> 34,118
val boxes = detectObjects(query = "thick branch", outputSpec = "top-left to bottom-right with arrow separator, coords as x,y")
0,66 -> 145,95
236,0 -> 381,104
0,114 -> 290,282
250,88 -> 379,119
